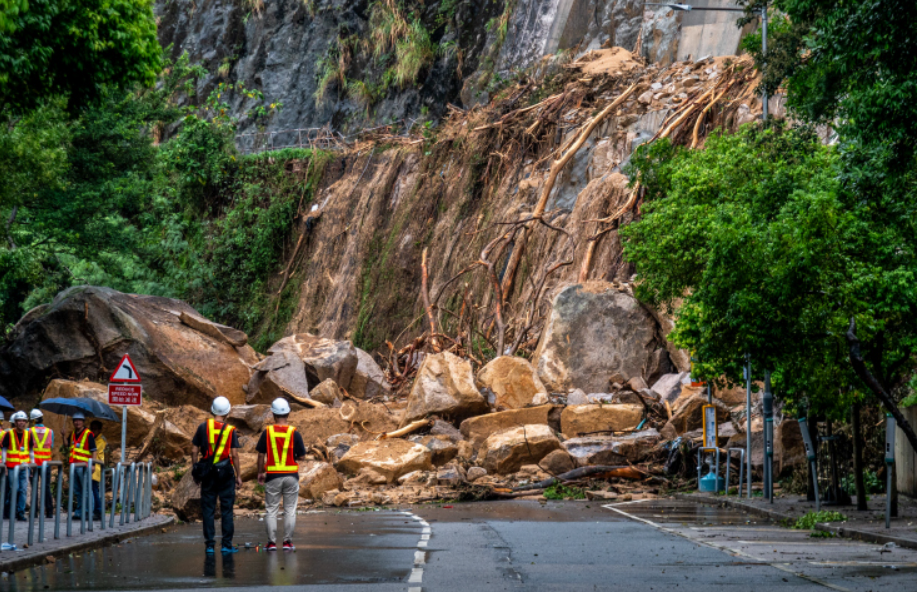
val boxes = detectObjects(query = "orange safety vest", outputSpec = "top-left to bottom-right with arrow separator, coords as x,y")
31,426 -> 52,465
69,428 -> 93,463
264,425 -> 299,474
206,419 -> 235,463
6,429 -> 31,467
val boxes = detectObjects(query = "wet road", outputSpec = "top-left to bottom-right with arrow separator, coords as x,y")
2,499 -> 914,591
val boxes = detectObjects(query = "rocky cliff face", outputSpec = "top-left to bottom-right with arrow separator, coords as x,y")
155,0 -> 751,136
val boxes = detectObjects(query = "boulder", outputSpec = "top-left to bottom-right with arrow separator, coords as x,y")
567,389 -> 589,405
269,334 -> 357,389
403,352 -> 488,424
563,429 -> 661,466
326,433 -> 360,462
459,406 -> 553,447
669,389 -> 731,435
534,282 -> 670,393
476,356 -> 549,411
479,424 -> 562,474
335,439 -> 433,482
178,311 -> 248,347
238,453 -> 260,482
429,419 -> 464,443
245,351 -> 311,405
289,402 -> 398,446
560,404 -> 644,437
651,372 -> 689,404
0,286 -> 257,408
436,465 -> 464,487
409,435 -> 459,466
299,462 -> 344,499
466,467 -> 487,482
154,406 -> 212,460
349,349 -> 390,399
227,405 -> 274,435
540,449 -> 575,475
775,418 -> 806,473
171,471 -> 203,521
310,379 -> 344,406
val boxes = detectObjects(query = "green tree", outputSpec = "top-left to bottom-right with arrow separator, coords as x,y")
0,0 -> 161,113
622,124 -> 917,452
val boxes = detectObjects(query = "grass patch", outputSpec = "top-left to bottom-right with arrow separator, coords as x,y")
544,484 -> 586,500
793,510 -> 846,530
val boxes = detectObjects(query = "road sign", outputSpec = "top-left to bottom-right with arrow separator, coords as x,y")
108,383 -> 143,406
702,404 -> 717,449
110,354 -> 141,382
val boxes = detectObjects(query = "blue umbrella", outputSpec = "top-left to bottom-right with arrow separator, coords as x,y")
40,397 -> 120,422
0,395 -> 14,412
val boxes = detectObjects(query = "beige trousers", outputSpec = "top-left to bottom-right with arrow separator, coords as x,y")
264,475 -> 299,543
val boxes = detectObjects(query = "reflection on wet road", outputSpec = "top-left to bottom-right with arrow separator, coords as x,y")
3,510 -> 420,591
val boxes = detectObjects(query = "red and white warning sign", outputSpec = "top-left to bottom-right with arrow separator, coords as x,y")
110,354 -> 142,383
108,383 -> 143,406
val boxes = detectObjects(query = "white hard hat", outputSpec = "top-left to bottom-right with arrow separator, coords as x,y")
72,412 -> 86,420
271,398 -> 291,416
0,412 -> 4,421
11,411 -> 28,422
211,396 -> 232,416
30,409 -> 43,420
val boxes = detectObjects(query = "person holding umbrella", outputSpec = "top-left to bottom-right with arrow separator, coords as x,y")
68,412 -> 97,521
2,411 -> 34,521
89,420 -> 108,520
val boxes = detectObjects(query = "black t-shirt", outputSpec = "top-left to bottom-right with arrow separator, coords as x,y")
192,421 -> 241,459
255,427 -> 306,481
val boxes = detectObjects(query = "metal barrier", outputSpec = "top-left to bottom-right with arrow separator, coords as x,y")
0,461 -> 155,551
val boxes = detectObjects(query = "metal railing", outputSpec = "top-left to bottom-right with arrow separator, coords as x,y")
0,461 -> 154,550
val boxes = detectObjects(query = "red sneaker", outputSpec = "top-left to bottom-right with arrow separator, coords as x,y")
283,540 -> 295,550
265,541 -> 277,551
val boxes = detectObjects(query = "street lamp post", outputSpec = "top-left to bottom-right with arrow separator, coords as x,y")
646,3 -> 768,121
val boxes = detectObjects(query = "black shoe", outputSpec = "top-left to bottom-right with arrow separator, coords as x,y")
16,514 -> 27,522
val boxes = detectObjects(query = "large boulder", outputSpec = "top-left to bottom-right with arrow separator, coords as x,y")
0,286 -> 257,408
245,351 -> 311,405
403,352 -> 489,424
289,401 -> 399,447
299,462 -> 344,499
459,406 -> 553,447
409,435 -> 459,465
476,356 -> 549,410
650,373 -> 689,404
335,439 -> 433,482
227,404 -> 274,435
479,424 -> 562,474
564,429 -> 661,466
560,404 -> 644,437
534,282 -> 671,393
349,349 -> 390,399
171,471 -> 203,521
269,334 -> 357,388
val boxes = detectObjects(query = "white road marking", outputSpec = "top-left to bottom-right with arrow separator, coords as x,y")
602,503 -> 853,592
421,527 -> 431,534
418,540 -> 428,548
414,550 -> 426,565
421,534 -> 430,540
409,568 -> 423,583
403,511 -> 430,590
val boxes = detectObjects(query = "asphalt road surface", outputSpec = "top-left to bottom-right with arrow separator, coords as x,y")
2,499 -> 914,591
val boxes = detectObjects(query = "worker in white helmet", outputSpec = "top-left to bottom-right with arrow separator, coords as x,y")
30,409 -> 55,518
2,411 -> 34,521
256,398 -> 306,551
68,412 -> 98,521
191,396 -> 242,554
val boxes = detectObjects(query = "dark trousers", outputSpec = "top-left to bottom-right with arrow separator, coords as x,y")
201,473 -> 235,548
72,466 -> 88,517
92,479 -> 102,518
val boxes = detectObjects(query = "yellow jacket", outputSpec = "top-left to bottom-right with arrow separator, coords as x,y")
92,434 -> 107,482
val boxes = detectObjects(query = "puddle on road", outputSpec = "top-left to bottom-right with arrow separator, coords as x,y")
1,510 -> 420,591
609,499 -> 769,526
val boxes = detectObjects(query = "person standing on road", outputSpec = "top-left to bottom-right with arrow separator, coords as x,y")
89,420 -> 107,520
68,412 -> 98,520
191,396 -> 242,555
2,411 -> 33,521
256,398 -> 306,551
30,409 -> 55,518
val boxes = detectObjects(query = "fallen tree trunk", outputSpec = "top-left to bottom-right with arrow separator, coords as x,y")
513,465 -> 647,491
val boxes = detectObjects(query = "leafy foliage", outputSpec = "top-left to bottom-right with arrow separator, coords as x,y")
543,484 -> 585,500
793,510 -> 846,530
0,0 -> 161,113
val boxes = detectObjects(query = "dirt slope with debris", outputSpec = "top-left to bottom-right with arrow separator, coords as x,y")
280,49 -> 778,364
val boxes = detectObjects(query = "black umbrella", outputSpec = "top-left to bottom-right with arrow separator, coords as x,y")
40,397 -> 120,422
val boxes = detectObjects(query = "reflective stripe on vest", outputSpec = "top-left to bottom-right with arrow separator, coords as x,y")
207,419 -> 235,464
31,427 -> 52,465
70,428 -> 92,463
265,425 -> 299,473
6,430 -> 30,467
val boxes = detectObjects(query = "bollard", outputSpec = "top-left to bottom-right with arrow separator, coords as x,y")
86,459 -> 94,532
28,467 -> 38,546
67,463 -> 76,536
100,467 -> 107,531
121,463 -> 135,526
109,463 -> 121,529
54,464 -> 64,540
8,465 -> 21,546
0,468 -> 6,549
726,448 -> 745,498
134,465 -> 144,523
38,462 -> 63,543
146,464 -> 154,518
